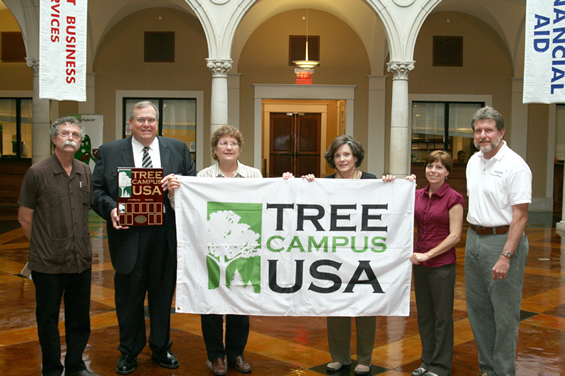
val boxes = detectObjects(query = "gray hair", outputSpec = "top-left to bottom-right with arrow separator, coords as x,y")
471,106 -> 504,131
324,135 -> 365,169
49,116 -> 85,140
128,101 -> 159,121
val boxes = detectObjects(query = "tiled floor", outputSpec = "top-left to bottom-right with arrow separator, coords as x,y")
0,207 -> 564,375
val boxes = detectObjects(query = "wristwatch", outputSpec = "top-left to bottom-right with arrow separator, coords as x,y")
502,251 -> 512,258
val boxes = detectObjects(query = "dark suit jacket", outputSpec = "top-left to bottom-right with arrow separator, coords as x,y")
92,136 -> 196,274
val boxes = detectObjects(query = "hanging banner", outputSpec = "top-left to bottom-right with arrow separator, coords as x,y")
39,0 -> 88,101
524,0 -> 565,103
175,177 -> 414,317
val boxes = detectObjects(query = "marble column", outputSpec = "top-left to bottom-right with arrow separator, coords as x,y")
25,58 -> 51,164
387,61 -> 415,176
206,58 -> 232,134
367,75 -> 388,177
228,73 -> 242,128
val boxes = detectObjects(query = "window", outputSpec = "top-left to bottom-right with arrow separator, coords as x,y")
411,101 -> 483,162
1,32 -> 26,63
0,98 -> 32,158
123,98 -> 197,155
144,32 -> 175,62
433,36 -> 463,67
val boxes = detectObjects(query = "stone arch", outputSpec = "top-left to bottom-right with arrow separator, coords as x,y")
185,0 -> 390,74
364,0 -> 442,62
185,0 -> 256,58
92,6 -> 210,143
4,0 -> 40,60
231,0 -> 388,74
91,1 -> 195,60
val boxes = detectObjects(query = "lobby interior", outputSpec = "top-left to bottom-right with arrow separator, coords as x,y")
1,0 -> 565,375
0,207 -> 564,376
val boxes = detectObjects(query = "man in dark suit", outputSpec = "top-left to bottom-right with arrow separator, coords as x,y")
92,101 -> 196,375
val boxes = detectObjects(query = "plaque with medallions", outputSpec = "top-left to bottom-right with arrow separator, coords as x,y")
117,167 -> 164,225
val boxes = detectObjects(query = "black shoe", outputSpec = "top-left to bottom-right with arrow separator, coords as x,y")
116,354 -> 137,375
412,368 -> 427,376
151,350 -> 179,369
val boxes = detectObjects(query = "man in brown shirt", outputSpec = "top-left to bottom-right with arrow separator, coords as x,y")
18,117 -> 98,376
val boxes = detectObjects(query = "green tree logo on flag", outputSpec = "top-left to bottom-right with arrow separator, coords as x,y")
206,202 -> 262,293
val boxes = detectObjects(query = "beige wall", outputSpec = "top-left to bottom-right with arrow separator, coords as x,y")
409,11 -> 513,120
238,9 -> 371,171
60,102 -> 79,118
407,11 -> 549,201
93,7 -> 211,147
0,10 -> 32,90
1,5 -> 555,204
384,11 -> 515,174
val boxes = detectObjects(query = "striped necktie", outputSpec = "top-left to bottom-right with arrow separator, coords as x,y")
142,146 -> 153,168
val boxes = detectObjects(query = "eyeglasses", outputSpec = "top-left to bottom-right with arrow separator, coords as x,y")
218,141 -> 239,147
135,117 -> 157,124
58,131 -> 81,140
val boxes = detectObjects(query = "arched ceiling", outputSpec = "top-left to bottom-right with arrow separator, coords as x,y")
433,0 -> 525,74
89,0 -> 196,59
231,0 -> 388,73
2,0 -> 525,75
229,0 -> 525,74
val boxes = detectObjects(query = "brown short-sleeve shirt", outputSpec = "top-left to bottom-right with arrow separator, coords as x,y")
18,154 -> 93,274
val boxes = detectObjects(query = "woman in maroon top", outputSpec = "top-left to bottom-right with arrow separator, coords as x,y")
385,150 -> 463,376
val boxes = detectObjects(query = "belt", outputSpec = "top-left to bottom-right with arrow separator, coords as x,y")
470,224 -> 510,235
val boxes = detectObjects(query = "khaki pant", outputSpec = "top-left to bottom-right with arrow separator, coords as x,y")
465,228 -> 528,376
327,316 -> 376,366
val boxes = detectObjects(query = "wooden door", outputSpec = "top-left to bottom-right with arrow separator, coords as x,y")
269,112 -> 321,177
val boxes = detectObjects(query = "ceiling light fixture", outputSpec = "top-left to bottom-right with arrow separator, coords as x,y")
292,0 -> 319,70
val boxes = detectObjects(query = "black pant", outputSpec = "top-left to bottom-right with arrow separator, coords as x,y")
413,263 -> 456,376
201,314 -> 250,362
115,225 -> 176,357
32,269 -> 92,376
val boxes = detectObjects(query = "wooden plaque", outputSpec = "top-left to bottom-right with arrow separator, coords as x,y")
117,167 -> 164,226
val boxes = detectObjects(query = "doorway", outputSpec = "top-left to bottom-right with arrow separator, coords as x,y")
261,99 -> 346,177
253,85 -> 356,175
269,112 -> 321,177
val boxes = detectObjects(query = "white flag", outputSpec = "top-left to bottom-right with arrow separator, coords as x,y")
39,0 -> 88,101
175,177 -> 414,317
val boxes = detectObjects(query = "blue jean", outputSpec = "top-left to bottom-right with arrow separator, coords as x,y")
465,228 -> 528,376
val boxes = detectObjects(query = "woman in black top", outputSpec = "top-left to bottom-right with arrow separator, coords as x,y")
284,135 -> 376,375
